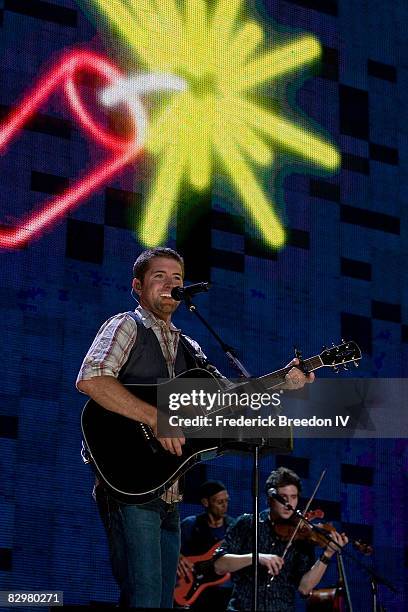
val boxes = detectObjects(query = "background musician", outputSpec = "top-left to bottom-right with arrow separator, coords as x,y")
214,467 -> 348,611
177,480 -> 235,610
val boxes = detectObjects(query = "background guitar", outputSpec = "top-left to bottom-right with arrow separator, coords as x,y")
174,542 -> 230,607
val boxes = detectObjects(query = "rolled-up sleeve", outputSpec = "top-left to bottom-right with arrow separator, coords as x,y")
76,313 -> 137,389
290,542 -> 315,587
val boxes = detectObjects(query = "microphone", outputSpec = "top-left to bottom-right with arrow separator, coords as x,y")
267,488 -> 293,510
171,282 -> 210,302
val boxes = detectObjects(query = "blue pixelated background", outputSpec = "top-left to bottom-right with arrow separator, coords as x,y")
0,0 -> 407,610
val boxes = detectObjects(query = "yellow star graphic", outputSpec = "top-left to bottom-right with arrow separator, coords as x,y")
89,0 -> 340,248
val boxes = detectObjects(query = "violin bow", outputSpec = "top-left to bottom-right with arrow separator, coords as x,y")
285,468 -> 327,556
268,469 -> 327,586
297,469 -> 354,612
302,468 -> 327,519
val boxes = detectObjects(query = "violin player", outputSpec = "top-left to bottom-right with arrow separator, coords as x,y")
214,467 -> 348,612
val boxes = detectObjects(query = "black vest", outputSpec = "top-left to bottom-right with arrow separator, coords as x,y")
118,312 -> 199,384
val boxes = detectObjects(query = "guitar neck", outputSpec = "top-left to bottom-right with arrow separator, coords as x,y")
258,355 -> 323,389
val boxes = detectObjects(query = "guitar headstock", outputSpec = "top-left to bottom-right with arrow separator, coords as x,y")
320,340 -> 361,371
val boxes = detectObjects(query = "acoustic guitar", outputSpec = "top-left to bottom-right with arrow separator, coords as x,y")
81,341 -> 361,503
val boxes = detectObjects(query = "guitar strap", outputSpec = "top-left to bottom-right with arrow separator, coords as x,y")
178,333 -> 224,378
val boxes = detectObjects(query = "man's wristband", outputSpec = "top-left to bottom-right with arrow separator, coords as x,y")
319,553 -> 331,565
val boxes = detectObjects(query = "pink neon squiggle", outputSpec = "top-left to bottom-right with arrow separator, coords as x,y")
0,49 -> 141,250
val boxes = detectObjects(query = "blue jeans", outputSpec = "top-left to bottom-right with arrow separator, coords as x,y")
96,486 -> 180,608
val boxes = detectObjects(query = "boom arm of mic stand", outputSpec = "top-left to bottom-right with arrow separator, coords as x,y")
184,297 -> 251,377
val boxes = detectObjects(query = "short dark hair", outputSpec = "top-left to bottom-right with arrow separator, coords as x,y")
133,248 -> 184,283
199,480 -> 227,500
265,466 -> 302,496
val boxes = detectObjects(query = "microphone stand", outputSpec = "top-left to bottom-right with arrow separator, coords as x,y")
183,295 -> 265,611
336,548 -> 353,612
369,572 -> 395,612
184,296 -> 251,377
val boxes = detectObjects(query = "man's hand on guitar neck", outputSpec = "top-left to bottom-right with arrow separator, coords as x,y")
283,358 -> 315,390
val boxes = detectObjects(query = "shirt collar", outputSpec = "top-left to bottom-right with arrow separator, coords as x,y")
259,508 -> 271,523
135,305 -> 180,333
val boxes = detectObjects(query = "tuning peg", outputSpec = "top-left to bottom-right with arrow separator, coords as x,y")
322,345 -> 328,351
333,366 -> 339,373
354,362 -> 359,368
343,364 -> 348,371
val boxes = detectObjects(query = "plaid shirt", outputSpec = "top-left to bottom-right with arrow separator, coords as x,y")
215,509 -> 315,611
77,306 -> 205,502
77,306 -> 184,381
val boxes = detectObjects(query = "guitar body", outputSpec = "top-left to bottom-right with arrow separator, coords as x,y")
174,542 -> 230,607
82,369 -> 220,503
81,368 -> 290,503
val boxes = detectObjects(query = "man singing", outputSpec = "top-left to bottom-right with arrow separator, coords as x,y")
77,248 -> 312,609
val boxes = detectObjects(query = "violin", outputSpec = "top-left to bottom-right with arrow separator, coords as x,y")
273,509 -> 328,546
273,509 -> 373,554
274,509 -> 373,612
